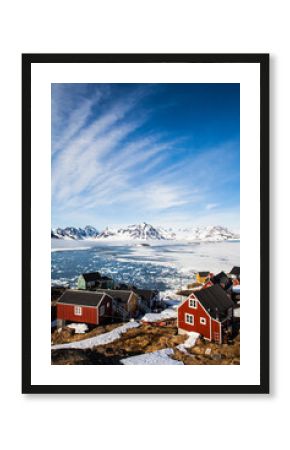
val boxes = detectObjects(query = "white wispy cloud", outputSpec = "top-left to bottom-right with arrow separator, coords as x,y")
52,86 -> 239,229
53,98 -> 95,154
206,203 -> 219,210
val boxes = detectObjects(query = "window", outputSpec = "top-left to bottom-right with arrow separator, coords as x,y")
189,298 -> 198,309
100,305 -> 105,316
185,313 -> 194,325
74,306 -> 82,316
107,302 -> 110,308
200,317 -> 207,325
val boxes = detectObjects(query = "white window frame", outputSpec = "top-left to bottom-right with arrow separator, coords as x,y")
200,317 -> 207,325
185,313 -> 194,325
189,298 -> 198,309
74,306 -> 82,316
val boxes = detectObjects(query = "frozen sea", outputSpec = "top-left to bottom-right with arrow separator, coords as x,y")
51,239 -> 240,291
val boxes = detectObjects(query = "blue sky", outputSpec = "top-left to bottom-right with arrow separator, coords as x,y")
52,83 -> 240,231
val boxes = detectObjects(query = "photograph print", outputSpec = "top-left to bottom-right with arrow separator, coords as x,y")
51,82 -> 241,366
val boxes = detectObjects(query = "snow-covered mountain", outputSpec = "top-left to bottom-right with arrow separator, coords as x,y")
97,223 -> 168,240
174,225 -> 239,242
96,223 -> 238,241
51,225 -> 99,240
51,223 -> 239,242
95,226 -> 118,240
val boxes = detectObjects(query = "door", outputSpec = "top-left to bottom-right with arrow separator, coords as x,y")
213,331 -> 220,343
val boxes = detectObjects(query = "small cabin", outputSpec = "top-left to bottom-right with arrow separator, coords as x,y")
178,284 -> 235,344
77,272 -> 114,290
196,271 -> 211,284
56,290 -> 113,328
134,289 -> 159,309
94,289 -> 139,319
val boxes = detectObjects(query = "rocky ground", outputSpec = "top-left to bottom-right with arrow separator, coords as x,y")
51,321 -> 240,365
172,334 -> 240,365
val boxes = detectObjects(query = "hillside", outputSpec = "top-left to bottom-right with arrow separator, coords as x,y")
51,322 -> 240,365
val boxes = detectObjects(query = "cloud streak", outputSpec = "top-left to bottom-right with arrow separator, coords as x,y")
52,84 -> 240,229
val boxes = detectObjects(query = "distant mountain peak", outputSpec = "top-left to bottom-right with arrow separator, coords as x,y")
51,223 -> 239,242
98,222 -> 168,241
51,225 -> 99,240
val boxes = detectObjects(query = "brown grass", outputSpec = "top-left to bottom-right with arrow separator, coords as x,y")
171,333 -> 240,365
51,323 -> 240,365
91,324 -> 187,358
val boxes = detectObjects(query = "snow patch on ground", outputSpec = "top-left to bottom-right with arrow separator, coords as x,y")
51,322 -> 140,350
177,332 -> 200,353
67,323 -> 89,334
232,285 -> 240,293
160,290 -> 182,300
141,308 -> 177,323
162,298 -> 182,310
234,307 -> 240,318
121,348 -> 183,365
160,290 -> 183,309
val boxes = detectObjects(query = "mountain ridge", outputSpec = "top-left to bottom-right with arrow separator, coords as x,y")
51,223 -> 239,242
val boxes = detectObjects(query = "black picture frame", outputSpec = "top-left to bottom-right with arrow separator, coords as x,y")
22,53 -> 269,394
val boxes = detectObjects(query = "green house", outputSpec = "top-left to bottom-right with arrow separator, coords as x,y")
77,272 -> 114,290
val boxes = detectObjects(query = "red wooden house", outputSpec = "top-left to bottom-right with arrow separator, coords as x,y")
178,284 -> 235,344
56,290 -> 113,328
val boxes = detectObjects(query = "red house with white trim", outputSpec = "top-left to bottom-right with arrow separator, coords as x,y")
178,284 -> 235,344
56,290 -> 113,328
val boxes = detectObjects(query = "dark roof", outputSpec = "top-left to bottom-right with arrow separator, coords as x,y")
58,290 -> 106,307
197,271 -> 210,277
177,289 -> 202,297
229,266 -> 240,276
81,272 -> 112,282
81,272 -> 101,281
93,289 -> 132,304
212,272 -> 232,288
212,271 -> 228,282
193,284 -> 234,320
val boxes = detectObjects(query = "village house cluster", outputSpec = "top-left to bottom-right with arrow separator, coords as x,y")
55,272 -> 159,328
177,267 -> 240,344
53,266 -> 240,345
